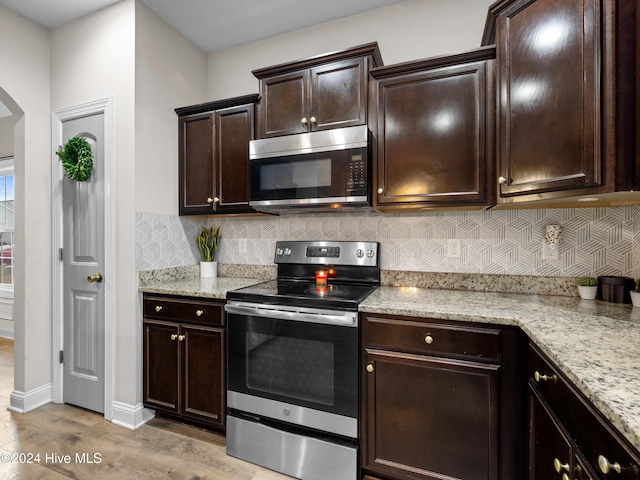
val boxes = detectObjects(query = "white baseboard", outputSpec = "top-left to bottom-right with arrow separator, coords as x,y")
111,401 -> 154,430
9,383 -> 52,413
0,327 -> 13,339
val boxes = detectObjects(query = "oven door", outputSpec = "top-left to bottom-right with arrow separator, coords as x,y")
225,301 -> 359,438
249,147 -> 368,209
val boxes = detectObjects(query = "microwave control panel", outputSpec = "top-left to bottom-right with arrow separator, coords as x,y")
347,153 -> 367,195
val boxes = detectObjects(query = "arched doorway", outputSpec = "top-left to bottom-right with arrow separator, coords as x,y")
0,87 -> 23,409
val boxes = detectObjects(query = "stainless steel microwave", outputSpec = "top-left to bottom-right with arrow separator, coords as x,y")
249,125 -> 371,213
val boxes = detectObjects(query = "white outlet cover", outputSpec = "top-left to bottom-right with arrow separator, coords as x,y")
541,239 -> 558,260
239,238 -> 247,253
446,239 -> 461,259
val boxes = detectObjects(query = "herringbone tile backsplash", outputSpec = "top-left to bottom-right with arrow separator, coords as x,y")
136,206 -> 640,278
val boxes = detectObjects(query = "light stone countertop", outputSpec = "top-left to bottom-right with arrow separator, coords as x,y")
139,276 -> 264,300
360,286 -> 640,453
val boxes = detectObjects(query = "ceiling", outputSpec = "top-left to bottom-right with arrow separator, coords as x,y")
0,0 -> 407,52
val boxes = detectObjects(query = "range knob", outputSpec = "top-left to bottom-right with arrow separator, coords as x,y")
284,248 -> 292,256
366,250 -> 375,258
356,249 -> 364,258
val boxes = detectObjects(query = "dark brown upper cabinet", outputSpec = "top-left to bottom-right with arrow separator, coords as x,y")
369,47 -> 496,211
252,43 -> 383,138
176,94 -> 258,216
483,0 -> 639,206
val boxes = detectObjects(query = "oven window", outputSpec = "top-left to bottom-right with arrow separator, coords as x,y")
246,333 -> 334,406
259,158 -> 331,190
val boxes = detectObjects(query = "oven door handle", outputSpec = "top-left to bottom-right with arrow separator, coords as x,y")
224,302 -> 357,327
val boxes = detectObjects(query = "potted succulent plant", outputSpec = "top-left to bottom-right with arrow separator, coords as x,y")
630,280 -> 640,307
196,225 -> 221,278
577,277 -> 598,300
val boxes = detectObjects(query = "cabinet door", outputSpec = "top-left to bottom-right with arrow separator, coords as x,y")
214,104 -> 255,214
310,58 -> 366,131
178,113 -> 215,215
529,386 -> 573,480
375,61 -> 492,208
363,349 -> 499,480
143,320 -> 179,413
496,0 -> 602,198
260,70 -> 310,137
181,325 -> 225,428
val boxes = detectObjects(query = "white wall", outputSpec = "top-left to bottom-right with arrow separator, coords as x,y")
0,5 -> 51,393
0,116 -> 16,158
134,1 -> 208,216
207,0 -> 494,100
51,0 -> 137,407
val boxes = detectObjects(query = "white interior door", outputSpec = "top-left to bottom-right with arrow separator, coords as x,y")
61,112 -> 105,413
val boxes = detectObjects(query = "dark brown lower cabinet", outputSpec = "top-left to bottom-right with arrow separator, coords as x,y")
529,343 -> 640,480
361,313 -> 527,480
143,294 -> 226,431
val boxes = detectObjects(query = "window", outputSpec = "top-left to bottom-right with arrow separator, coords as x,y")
0,157 -> 14,293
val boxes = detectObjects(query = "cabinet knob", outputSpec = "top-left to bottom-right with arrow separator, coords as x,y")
366,363 -> 374,373
196,309 -> 204,317
377,187 -> 384,195
310,116 -> 316,124
598,455 -> 621,474
561,474 -> 569,480
178,335 -> 185,342
207,197 -> 214,204
207,197 -> 219,204
498,176 -> 507,184
424,335 -> 434,345
155,305 -> 163,312
170,334 -> 177,341
554,458 -> 570,473
301,117 -> 308,125
534,371 -> 557,383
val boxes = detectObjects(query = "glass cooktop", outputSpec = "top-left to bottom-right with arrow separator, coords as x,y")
226,279 -> 378,311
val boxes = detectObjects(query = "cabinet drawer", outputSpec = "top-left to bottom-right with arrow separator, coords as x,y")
364,314 -> 501,362
529,344 -> 640,479
143,295 -> 224,326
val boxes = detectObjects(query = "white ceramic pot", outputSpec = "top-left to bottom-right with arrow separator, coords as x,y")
577,285 -> 597,300
200,261 -> 218,278
630,291 -> 640,307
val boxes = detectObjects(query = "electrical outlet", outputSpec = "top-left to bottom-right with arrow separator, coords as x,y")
239,238 -> 247,253
541,239 -> 558,260
445,239 -> 461,259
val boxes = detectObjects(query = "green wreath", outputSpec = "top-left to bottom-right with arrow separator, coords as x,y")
56,136 -> 94,182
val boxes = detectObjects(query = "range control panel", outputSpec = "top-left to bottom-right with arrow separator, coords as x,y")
274,241 -> 379,267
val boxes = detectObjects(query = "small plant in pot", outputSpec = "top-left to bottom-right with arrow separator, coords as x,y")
630,279 -> 640,307
197,226 -> 221,278
577,277 -> 598,300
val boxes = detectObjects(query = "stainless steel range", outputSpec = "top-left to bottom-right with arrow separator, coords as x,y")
225,240 -> 380,480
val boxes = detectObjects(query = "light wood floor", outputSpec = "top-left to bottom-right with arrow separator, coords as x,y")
0,338 -> 293,479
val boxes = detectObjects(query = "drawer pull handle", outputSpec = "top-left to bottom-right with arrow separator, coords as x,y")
554,458 -> 570,473
366,363 -> 374,373
155,305 -> 163,313
170,334 -> 177,341
534,371 -> 557,383
424,335 -> 434,345
196,310 -> 204,317
598,455 -> 621,474
178,335 -> 185,342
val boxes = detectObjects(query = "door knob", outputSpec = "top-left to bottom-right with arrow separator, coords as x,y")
87,273 -> 103,283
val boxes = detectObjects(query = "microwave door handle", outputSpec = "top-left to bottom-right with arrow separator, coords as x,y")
224,303 -> 357,327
